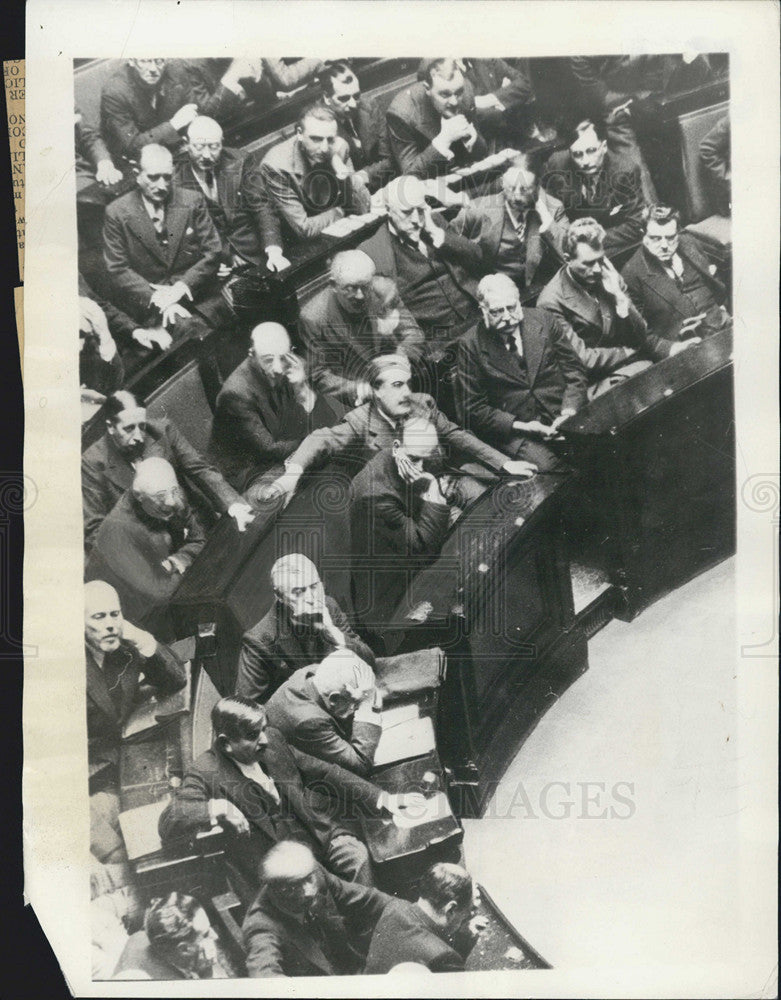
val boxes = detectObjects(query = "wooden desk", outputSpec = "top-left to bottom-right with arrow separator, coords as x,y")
561,329 -> 735,620
379,473 -> 589,818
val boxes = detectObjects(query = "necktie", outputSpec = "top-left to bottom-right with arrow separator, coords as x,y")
204,169 -> 216,195
102,651 -> 126,714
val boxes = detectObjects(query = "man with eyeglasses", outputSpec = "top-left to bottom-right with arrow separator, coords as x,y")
82,389 -> 254,551
101,58 -> 198,163
386,58 -> 488,179
85,456 -> 207,633
319,60 -> 394,192
455,274 -> 586,472
537,218 -> 698,398
541,118 -> 646,254
174,116 -> 245,267
621,204 -> 731,342
103,142 -> 228,345
298,249 -> 424,407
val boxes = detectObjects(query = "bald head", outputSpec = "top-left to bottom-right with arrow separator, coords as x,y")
84,580 -> 124,653
186,116 -> 223,171
262,842 -> 322,917
132,458 -> 183,521
262,841 -> 317,884
330,250 -> 376,315
270,554 -> 326,620
137,144 -> 173,206
401,417 -> 439,459
312,649 -> 376,720
249,322 -> 292,384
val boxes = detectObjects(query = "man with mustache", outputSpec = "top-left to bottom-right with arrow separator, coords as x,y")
82,389 -> 253,550
85,579 -> 186,863
85,457 -> 206,633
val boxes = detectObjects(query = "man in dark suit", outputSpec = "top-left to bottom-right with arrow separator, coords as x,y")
85,580 -> 186,861
103,143 -> 227,344
359,176 -> 486,354
622,205 -> 731,341
112,893 -> 223,980
261,354 -> 536,508
181,57 -> 265,124
542,118 -> 646,254
75,105 -> 123,199
159,697 -> 415,905
537,218 -> 698,396
237,554 -> 375,704
174,116 -> 244,262
320,60 -> 394,192
243,842 -> 391,977
470,159 -> 568,292
208,322 -> 345,503
699,116 -> 731,215
265,652 -> 385,777
100,58 -> 197,163
422,57 -> 534,147
82,389 -> 252,550
85,458 -> 207,634
364,862 -> 486,974
386,59 -> 488,179
299,249 -> 424,406
349,418 -> 455,626
456,274 -> 587,471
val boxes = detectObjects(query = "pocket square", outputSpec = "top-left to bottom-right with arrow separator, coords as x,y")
708,264 -> 717,275
609,204 -> 623,216
186,226 -> 194,235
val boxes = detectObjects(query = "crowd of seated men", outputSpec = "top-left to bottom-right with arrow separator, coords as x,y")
80,53 -> 732,979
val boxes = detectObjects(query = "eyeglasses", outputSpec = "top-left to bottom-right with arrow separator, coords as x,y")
147,487 -> 181,504
190,142 -> 222,153
135,58 -> 166,68
484,303 -> 521,321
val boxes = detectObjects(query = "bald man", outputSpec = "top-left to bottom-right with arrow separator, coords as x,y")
85,458 -> 207,632
349,418 -> 454,627
265,650 -> 383,776
237,554 -> 375,704
209,322 -> 346,503
174,116 -> 245,262
298,249 -> 424,406
103,142 -> 226,342
85,580 -> 185,861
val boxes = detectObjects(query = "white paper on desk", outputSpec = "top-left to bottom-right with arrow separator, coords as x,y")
373,715 -> 435,767
380,702 -> 420,730
118,797 -> 170,861
392,791 -> 451,829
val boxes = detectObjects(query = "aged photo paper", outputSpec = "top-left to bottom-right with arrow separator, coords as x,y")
22,1 -> 778,996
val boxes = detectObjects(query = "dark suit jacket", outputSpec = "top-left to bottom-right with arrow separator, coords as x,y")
455,311 -> 587,448
699,116 -> 731,215
78,272 -> 138,352
386,79 -> 488,178
265,667 -> 382,777
237,596 -> 376,704
542,148 -> 645,252
180,58 -> 247,123
173,147 -> 244,255
537,265 -> 671,377
363,897 -> 466,973
288,392 -> 509,480
242,867 -> 390,978
103,187 -> 222,323
299,287 -> 424,404
621,235 -> 726,341
85,492 -> 206,630
358,213 -> 484,334
86,637 -> 185,782
208,358 -> 347,491
82,417 -> 240,549
159,733 -> 378,902
469,189 -> 567,287
332,96 -> 394,192
349,450 -> 452,626
461,57 -> 533,139
100,62 -> 194,162
75,106 -> 111,174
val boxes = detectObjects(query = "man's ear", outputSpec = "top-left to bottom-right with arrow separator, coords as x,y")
215,733 -> 232,755
442,899 -> 458,919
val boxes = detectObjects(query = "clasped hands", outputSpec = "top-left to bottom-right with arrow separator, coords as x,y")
149,281 -> 192,328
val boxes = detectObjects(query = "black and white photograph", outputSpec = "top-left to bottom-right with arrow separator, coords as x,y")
21,2 -> 778,996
